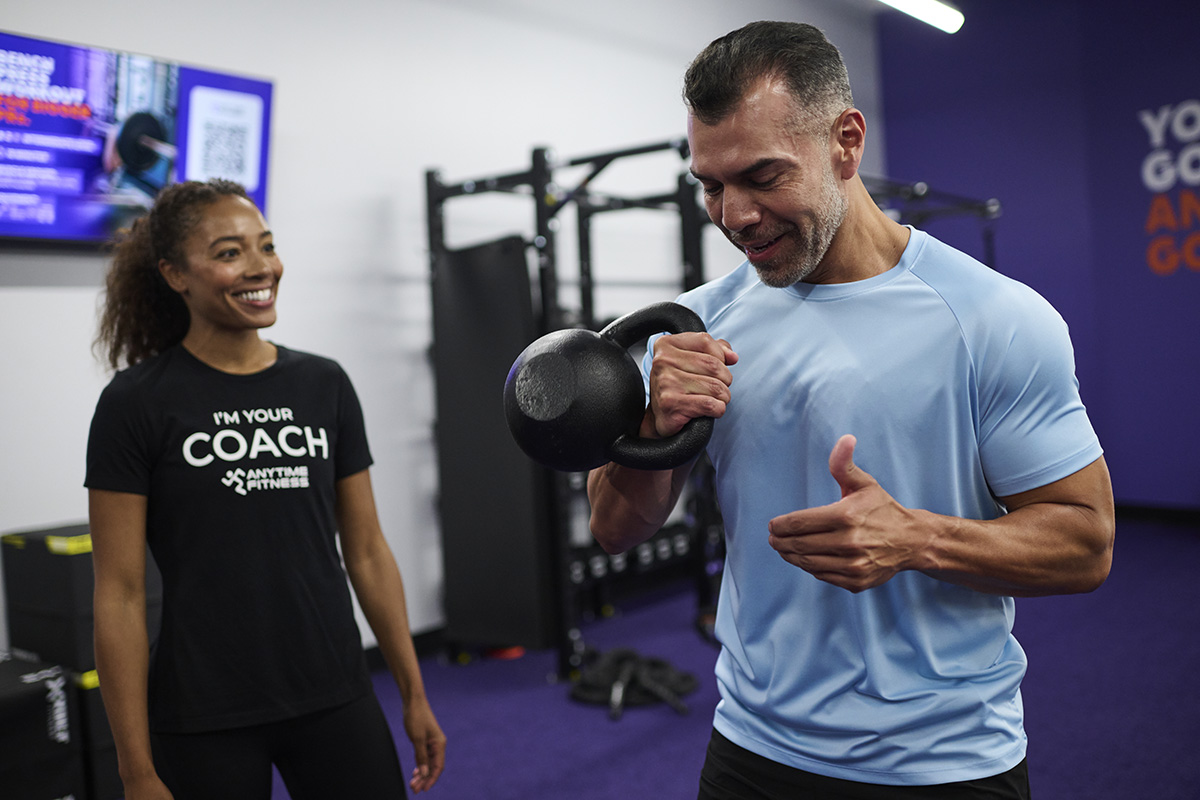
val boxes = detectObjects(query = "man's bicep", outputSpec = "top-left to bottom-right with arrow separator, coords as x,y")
997,456 -> 1113,515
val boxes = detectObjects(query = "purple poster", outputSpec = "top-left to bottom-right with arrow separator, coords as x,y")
1078,2 -> 1200,508
0,30 -> 272,244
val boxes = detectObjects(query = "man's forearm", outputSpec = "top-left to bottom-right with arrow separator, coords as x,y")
918,499 -> 1114,597
587,460 -> 692,554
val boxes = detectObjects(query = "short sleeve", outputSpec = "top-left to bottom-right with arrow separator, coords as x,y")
85,374 -> 155,495
975,291 -> 1102,497
333,366 -> 373,479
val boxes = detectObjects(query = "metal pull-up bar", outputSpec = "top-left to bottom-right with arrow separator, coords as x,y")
426,140 -> 701,334
861,175 -> 1002,268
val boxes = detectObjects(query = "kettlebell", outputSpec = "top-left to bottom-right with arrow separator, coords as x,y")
504,301 -> 714,472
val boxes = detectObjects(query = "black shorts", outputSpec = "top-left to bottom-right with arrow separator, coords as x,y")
153,691 -> 407,800
698,728 -> 1031,800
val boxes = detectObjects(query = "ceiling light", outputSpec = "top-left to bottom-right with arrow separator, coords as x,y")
874,0 -> 965,34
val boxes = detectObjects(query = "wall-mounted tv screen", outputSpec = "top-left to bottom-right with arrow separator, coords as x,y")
0,30 -> 272,244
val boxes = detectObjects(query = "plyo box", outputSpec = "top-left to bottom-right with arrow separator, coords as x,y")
0,656 -> 85,799
76,667 -> 122,800
1,522 -> 161,671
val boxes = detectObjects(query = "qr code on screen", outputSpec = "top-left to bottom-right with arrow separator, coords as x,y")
201,122 -> 248,178
184,86 -> 263,190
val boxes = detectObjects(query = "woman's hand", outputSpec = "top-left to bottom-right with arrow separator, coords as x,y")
403,696 -> 446,792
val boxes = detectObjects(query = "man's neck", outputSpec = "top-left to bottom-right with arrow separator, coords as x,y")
805,178 -> 911,285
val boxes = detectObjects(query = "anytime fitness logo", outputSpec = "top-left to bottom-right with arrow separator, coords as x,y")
1139,98 -> 1200,275
182,406 -> 324,496
20,666 -> 70,744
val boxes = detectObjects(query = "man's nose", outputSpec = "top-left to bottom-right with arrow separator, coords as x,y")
721,188 -> 761,234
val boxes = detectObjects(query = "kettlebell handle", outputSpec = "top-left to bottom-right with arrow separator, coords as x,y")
600,301 -> 705,349
599,302 -> 714,471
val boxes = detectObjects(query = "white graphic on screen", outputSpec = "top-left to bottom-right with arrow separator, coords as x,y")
185,85 -> 262,190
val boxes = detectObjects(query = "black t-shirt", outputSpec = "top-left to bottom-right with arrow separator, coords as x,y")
86,344 -> 373,733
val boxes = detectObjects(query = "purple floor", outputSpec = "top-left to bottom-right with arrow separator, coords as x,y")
274,512 -> 1200,799
1016,513 -> 1200,799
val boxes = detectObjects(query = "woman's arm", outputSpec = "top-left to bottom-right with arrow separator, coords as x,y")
90,489 -> 174,800
336,469 -> 445,793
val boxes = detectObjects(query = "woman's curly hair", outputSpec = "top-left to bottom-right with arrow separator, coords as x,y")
94,179 -> 250,370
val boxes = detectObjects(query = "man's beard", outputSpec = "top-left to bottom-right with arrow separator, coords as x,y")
746,166 -> 848,288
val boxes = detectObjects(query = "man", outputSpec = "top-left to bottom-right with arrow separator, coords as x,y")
588,21 -> 1114,799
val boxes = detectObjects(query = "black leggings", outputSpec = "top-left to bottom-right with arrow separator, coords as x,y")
698,728 -> 1031,800
153,692 -> 407,800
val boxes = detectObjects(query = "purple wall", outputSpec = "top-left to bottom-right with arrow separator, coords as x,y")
878,0 -> 1200,509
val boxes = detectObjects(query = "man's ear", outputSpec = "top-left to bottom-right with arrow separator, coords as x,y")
159,259 -> 188,294
831,108 -> 865,180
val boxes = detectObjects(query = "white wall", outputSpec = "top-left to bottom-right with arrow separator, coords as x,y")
0,0 -> 884,648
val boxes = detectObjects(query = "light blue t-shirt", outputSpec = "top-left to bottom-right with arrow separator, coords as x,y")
653,228 -> 1102,785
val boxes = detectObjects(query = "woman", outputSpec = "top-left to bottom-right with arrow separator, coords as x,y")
86,179 -> 445,799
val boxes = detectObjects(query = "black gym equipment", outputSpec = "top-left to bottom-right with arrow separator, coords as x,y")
862,175 -> 1002,269
428,141 -> 715,679
430,235 -> 562,655
568,647 -> 699,720
504,301 -> 713,473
